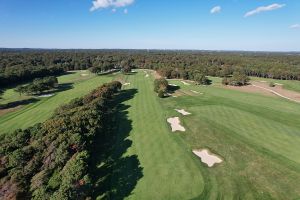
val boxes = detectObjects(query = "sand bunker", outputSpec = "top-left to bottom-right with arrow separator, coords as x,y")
81,74 -> 89,76
190,90 -> 203,94
167,93 -> 178,98
175,109 -> 191,116
275,83 -> 283,86
145,74 -> 149,77
190,90 -> 199,94
167,117 -> 185,132
123,83 -> 131,86
192,149 -> 223,167
169,84 -> 178,87
181,81 -> 190,85
38,94 -> 55,98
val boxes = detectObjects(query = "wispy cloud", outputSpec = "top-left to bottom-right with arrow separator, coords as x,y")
210,6 -> 221,14
290,24 -> 300,29
90,0 -> 134,12
244,3 -> 285,17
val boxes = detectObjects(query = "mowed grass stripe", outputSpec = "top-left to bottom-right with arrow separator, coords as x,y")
117,71 -> 204,200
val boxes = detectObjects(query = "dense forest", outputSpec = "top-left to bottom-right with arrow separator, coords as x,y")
1,49 -> 300,90
0,81 -> 122,199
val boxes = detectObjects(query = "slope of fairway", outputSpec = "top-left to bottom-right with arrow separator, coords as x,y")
111,71 -> 204,200
161,79 -> 300,199
0,71 -> 114,134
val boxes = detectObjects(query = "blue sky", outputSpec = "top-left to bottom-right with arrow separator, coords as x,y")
0,0 -> 299,51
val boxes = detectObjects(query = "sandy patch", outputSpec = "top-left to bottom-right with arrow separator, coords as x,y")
167,117 -> 185,132
175,109 -> 191,116
191,90 -> 203,94
145,74 -> 149,78
190,90 -> 199,94
275,83 -> 283,86
38,94 -> 55,98
193,149 -> 223,167
222,81 -> 300,103
123,83 -> 131,86
81,74 -> 89,77
181,81 -> 190,85
252,83 -> 300,103
169,84 -> 178,87
167,93 -> 178,98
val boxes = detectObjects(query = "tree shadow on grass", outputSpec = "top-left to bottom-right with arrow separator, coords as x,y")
37,83 -> 74,95
167,85 -> 180,94
89,88 -> 143,200
0,98 -> 40,109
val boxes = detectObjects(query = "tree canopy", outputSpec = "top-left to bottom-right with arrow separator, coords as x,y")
0,81 -> 122,199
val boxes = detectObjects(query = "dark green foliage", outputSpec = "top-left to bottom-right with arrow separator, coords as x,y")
0,81 -> 122,200
120,59 -> 134,74
15,76 -> 58,95
193,72 -> 211,85
157,90 -> 165,98
1,50 -> 300,91
0,88 -> 3,98
222,70 -> 250,86
229,71 -> 250,86
269,82 -> 275,87
154,78 -> 168,98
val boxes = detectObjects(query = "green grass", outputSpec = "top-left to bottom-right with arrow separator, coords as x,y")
108,71 -> 204,200
1,70 -> 300,199
161,78 -> 300,199
0,71 -> 114,134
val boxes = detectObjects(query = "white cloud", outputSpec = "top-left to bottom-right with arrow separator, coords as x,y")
210,6 -> 221,14
290,24 -> 300,29
124,8 -> 128,14
90,0 -> 134,12
244,3 -> 285,17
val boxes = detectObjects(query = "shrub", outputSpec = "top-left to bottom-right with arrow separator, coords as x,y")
269,82 -> 275,87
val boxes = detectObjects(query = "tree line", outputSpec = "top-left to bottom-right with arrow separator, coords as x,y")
0,81 -> 122,199
1,50 -> 300,90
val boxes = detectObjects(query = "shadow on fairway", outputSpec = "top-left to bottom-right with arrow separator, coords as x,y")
90,88 -> 143,200
168,84 -> 180,93
0,98 -> 40,109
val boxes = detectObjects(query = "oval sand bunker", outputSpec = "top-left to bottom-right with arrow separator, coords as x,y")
193,149 -> 223,167
167,117 -> 185,132
175,109 -> 191,116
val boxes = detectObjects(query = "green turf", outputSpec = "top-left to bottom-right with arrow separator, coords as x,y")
0,71 -> 114,134
160,78 -> 300,199
1,70 -> 300,199
108,71 -> 205,200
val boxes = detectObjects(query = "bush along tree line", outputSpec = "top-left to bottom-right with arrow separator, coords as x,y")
15,76 -> 59,95
0,81 -> 122,200
154,78 -> 169,98
222,70 -> 250,86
